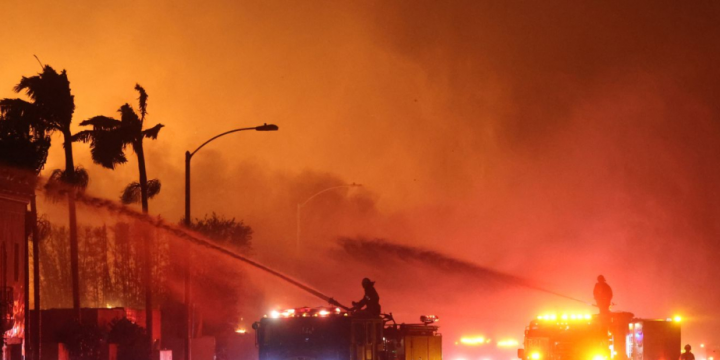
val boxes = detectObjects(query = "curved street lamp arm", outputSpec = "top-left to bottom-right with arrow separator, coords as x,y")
299,184 -> 361,208
189,127 -> 257,157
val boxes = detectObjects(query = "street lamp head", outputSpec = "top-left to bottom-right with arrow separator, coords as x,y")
255,123 -> 279,131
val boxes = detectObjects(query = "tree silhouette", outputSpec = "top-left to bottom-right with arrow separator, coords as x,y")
1,65 -> 87,315
185,212 -> 253,251
74,84 -> 163,210
74,84 -> 163,348
0,98 -> 51,171
0,76 -> 53,360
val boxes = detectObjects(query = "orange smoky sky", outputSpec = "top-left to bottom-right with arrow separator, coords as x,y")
2,0 -> 720,348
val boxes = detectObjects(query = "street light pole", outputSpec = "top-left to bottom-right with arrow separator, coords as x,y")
182,123 -> 278,360
183,150 -> 191,360
296,183 -> 362,254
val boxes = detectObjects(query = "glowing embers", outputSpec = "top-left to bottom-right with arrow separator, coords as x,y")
264,306 -> 347,319
536,313 -> 592,322
460,336 -> 491,346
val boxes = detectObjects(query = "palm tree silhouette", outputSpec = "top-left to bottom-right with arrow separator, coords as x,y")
75,84 -> 163,348
75,85 -> 163,210
1,65 -> 86,317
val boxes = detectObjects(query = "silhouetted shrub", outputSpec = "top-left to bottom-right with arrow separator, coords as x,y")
56,319 -> 105,360
108,317 -> 150,360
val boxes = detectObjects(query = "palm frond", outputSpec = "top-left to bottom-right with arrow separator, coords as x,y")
74,167 -> 89,189
120,182 -> 141,204
87,129 -> 129,169
80,116 -> 121,129
43,166 -> 89,201
119,104 -> 140,125
147,179 -> 161,198
142,123 -> 164,140
119,179 -> 162,204
13,74 -> 43,98
0,98 -> 34,117
135,84 -> 148,121
43,169 -> 67,202
13,65 -> 75,131
71,130 -> 94,143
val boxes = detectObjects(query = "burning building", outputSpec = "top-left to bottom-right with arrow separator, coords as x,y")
0,169 -> 32,359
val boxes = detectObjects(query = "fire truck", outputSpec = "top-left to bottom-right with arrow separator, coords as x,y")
518,312 -> 681,360
252,306 -> 442,360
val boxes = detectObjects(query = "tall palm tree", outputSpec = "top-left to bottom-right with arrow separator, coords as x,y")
75,84 -> 163,350
0,65 -> 85,318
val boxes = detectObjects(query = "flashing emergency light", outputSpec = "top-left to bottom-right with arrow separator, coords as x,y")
235,329 -> 246,334
270,310 -> 280,319
497,340 -> 519,348
318,310 -> 330,316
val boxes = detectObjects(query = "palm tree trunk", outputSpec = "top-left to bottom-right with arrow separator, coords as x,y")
63,131 -> 81,318
136,141 -> 153,351
30,196 -> 41,360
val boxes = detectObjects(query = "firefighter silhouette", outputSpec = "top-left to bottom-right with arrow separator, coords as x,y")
593,275 -> 613,314
351,278 -> 381,317
680,345 -> 695,360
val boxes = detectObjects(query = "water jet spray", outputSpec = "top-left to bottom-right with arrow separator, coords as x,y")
338,238 -> 590,305
67,191 -> 350,309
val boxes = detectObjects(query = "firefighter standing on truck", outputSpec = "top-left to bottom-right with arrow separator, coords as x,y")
352,278 -> 381,317
593,275 -> 613,314
680,345 -> 695,360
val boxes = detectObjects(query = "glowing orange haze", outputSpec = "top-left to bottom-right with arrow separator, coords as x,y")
2,0 -> 720,348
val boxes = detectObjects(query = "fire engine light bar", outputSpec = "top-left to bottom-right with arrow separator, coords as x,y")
536,313 -> 592,322
266,307 -> 349,319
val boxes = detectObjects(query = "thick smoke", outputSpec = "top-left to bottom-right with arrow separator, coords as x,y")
3,0 -> 720,350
